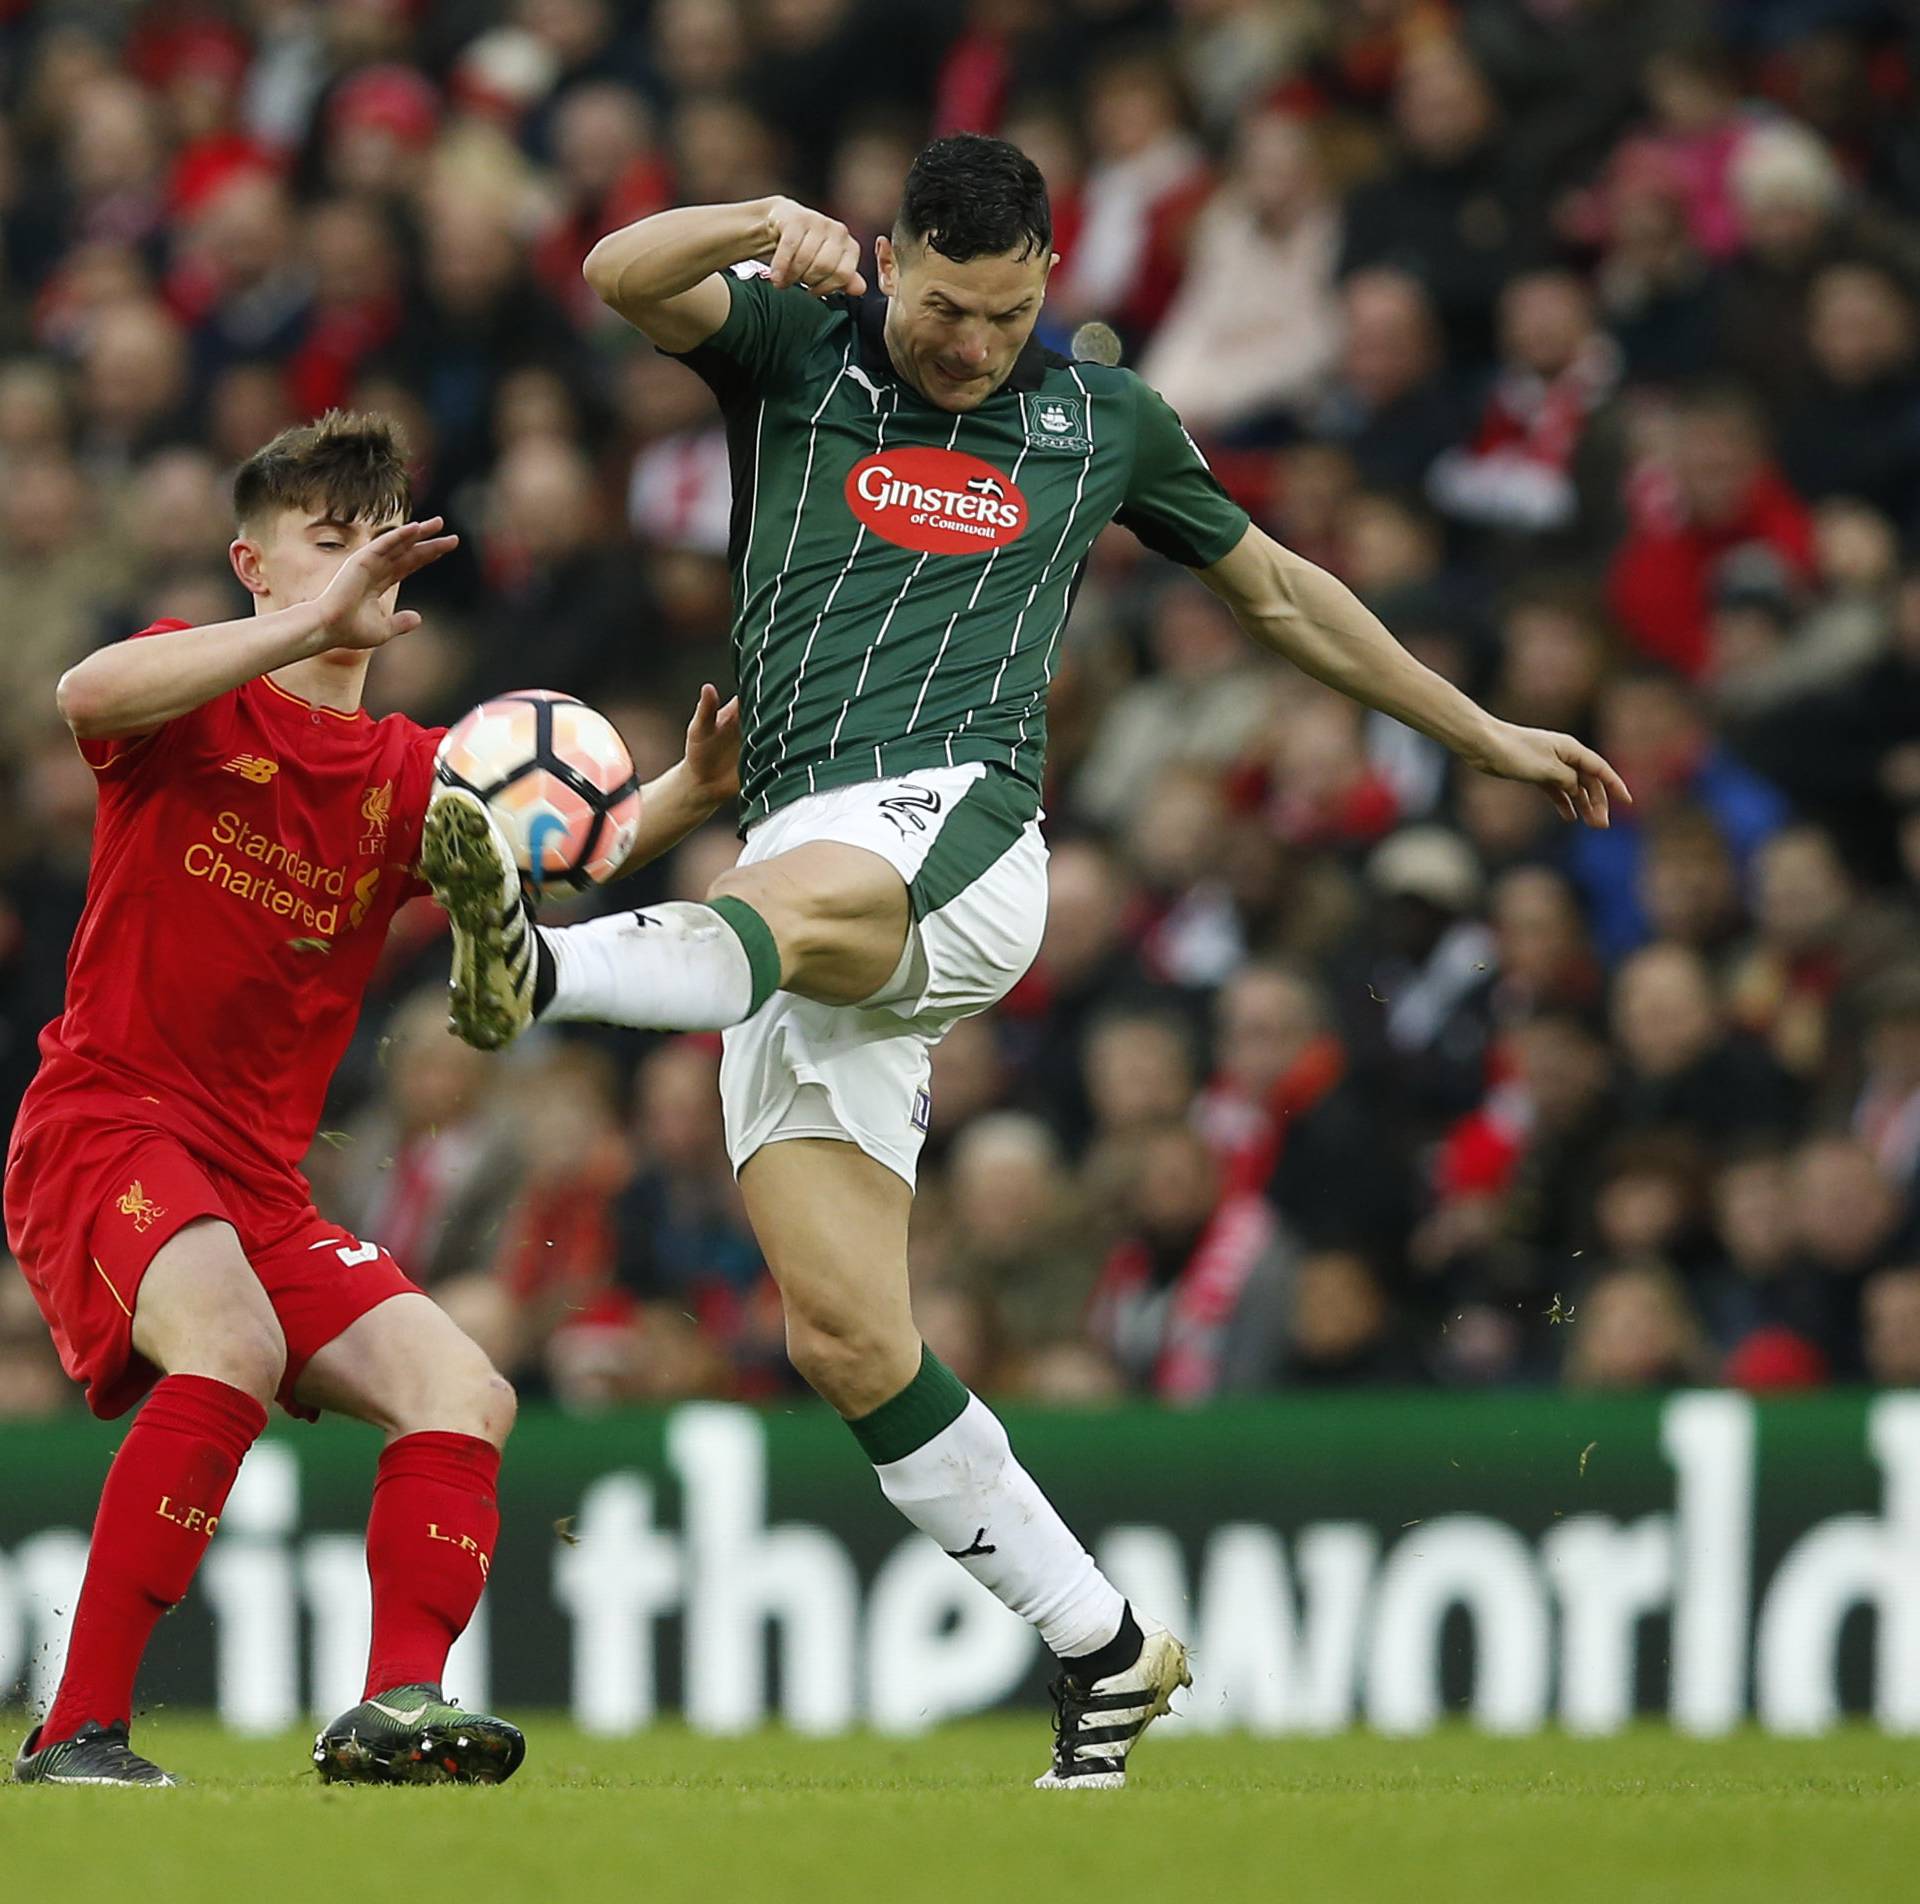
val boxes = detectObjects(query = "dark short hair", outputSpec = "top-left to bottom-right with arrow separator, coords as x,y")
896,133 -> 1051,264
233,408 -> 412,529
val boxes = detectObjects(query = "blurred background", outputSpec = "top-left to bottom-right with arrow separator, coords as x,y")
2,0 -> 1919,1426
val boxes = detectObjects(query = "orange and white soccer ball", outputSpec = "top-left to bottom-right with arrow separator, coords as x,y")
435,690 -> 641,890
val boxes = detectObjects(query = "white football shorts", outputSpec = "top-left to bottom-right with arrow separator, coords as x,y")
719,762 -> 1047,1187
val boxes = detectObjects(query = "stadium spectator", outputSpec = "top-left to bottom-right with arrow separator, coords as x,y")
312,986 -> 523,1297
1426,269 -> 1626,551
1562,1261 -> 1713,1389
1138,111 -> 1341,440
1776,259 -> 1920,525
1853,968 -> 1920,1211
1609,386 -> 1815,681
1611,941 -> 1803,1145
1862,1264 -> 1920,1387
937,1111 -> 1103,1390
1308,268 -> 1468,491
1340,37 -> 1541,361
1071,580 -> 1275,829
1088,1118 -> 1291,1401
1050,48 -> 1209,347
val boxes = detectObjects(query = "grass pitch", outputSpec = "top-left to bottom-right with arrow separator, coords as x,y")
4,1717 -> 1916,1904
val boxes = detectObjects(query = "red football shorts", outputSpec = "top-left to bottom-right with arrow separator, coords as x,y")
5,1110 -> 419,1420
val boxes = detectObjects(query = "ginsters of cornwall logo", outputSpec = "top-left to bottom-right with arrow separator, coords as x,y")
359,779 -> 393,855
117,1180 -> 165,1232
845,447 -> 1028,554
1022,392 -> 1090,453
222,754 -> 279,783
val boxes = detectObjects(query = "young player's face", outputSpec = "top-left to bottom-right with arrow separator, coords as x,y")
876,236 -> 1054,411
236,508 -> 405,655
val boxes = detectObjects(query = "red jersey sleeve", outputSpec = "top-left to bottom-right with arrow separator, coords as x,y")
398,718 -> 448,901
74,620 -> 198,774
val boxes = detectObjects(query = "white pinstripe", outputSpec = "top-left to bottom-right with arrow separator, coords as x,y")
766,386 -> 900,784
826,410 -> 966,760
745,341 -> 854,791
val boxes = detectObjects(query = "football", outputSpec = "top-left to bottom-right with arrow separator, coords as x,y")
434,689 -> 641,890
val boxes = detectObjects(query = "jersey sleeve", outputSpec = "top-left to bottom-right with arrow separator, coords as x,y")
1114,373 -> 1252,569
666,265 -> 842,409
74,620 -> 196,774
397,718 -> 448,902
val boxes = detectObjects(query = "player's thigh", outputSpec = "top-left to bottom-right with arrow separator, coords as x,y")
292,1291 -> 516,1445
709,841 -> 910,1005
132,1218 -> 287,1398
738,1137 -> 919,1414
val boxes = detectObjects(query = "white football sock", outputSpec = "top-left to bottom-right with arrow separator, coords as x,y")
874,1396 -> 1126,1659
539,900 -> 775,1030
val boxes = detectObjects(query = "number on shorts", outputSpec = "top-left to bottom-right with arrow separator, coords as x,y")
335,1239 -> 381,1267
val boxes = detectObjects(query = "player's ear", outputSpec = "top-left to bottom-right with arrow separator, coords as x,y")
230,534 -> 270,598
875,233 -> 897,297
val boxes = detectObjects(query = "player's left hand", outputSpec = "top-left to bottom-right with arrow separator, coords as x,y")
683,682 -> 742,805
1469,720 -> 1632,828
318,518 -> 461,650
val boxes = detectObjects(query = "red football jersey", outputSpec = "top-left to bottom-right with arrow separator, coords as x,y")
16,622 -> 446,1211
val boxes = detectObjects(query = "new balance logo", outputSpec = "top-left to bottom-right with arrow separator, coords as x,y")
222,754 -> 279,783
944,1527 -> 997,1560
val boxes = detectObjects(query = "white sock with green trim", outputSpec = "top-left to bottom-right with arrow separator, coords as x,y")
537,898 -> 780,1029
852,1350 -> 1127,1660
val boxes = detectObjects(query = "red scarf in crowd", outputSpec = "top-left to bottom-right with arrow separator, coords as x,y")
1091,1192 -> 1280,1403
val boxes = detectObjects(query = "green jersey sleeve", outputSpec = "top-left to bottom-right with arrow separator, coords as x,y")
667,266 -> 841,408
1115,372 -> 1251,568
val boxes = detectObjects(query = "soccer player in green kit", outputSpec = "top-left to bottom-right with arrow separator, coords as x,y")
421,135 -> 1630,1787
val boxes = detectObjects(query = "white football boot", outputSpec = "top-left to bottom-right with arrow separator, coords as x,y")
419,783 -> 540,1051
1034,1620 -> 1192,1791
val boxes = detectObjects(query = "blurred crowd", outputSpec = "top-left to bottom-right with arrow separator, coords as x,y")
4,0 -> 1920,1416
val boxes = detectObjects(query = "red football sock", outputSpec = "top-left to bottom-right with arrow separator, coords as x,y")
41,1374 -> 267,1745
362,1432 -> 501,1699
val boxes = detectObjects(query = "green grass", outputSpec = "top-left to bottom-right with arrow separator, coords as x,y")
4,1717 -> 1917,1903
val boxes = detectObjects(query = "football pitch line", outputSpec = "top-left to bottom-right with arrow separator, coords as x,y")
3,1717 -> 1916,1904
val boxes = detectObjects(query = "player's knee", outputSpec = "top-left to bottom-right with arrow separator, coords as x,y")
199,1312 -> 288,1404
474,1370 -> 517,1448
706,865 -> 804,957
784,1312 -> 911,1414
414,1354 -> 516,1446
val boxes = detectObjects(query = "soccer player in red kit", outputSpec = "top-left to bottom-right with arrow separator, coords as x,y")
3,412 -> 741,1786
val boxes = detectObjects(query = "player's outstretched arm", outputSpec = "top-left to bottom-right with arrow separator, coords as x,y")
607,684 -> 743,880
56,519 -> 457,740
583,198 -> 866,352
1198,524 -> 1632,828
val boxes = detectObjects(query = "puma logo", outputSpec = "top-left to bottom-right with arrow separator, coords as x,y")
944,1527 -> 997,1560
878,787 -> 943,837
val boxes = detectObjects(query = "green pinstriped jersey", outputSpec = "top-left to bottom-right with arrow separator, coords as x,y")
672,268 -> 1252,822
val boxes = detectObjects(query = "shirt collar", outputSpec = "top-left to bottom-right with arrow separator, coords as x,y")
851,292 -> 1050,400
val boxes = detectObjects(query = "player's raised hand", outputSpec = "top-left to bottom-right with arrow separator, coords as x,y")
761,196 -> 866,298
1471,720 -> 1633,828
683,682 -> 743,803
317,518 -> 460,650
